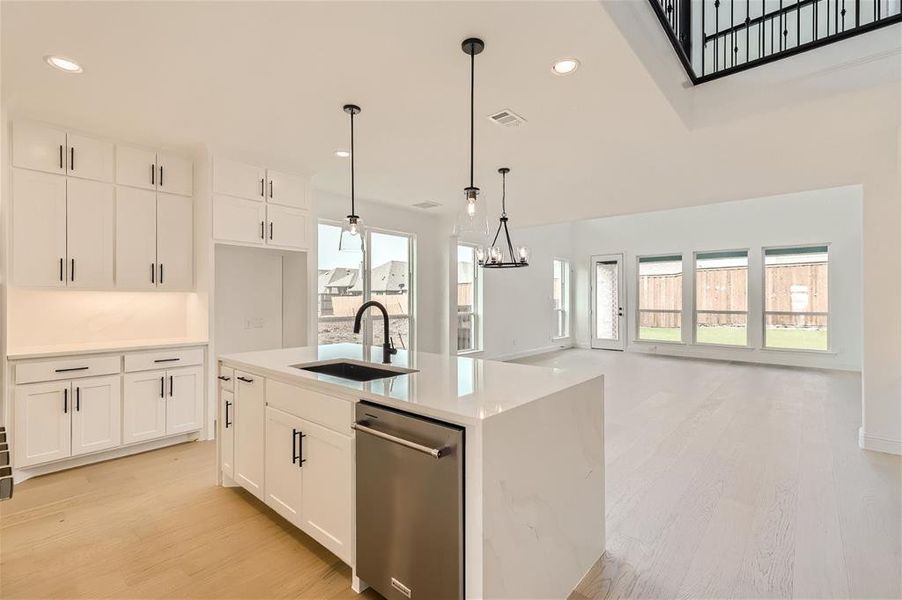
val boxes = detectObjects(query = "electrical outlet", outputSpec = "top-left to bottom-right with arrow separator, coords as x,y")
245,318 -> 264,329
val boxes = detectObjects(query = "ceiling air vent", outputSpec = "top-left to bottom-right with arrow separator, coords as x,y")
412,201 -> 441,209
487,109 -> 527,128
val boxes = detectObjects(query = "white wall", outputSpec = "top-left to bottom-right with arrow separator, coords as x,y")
571,186 -> 863,370
313,190 -> 447,354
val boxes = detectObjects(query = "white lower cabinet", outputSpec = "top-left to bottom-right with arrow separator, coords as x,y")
123,370 -> 168,444
71,375 -> 121,456
221,388 -> 235,479
14,380 -> 71,467
166,366 -> 203,435
264,407 -> 303,524
234,371 -> 265,499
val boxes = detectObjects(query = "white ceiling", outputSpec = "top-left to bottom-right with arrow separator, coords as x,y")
2,1 -> 899,227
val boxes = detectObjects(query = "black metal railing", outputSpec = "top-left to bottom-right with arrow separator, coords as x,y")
650,0 -> 902,83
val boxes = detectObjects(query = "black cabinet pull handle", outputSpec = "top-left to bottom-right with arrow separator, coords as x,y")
63,388 -> 68,413
71,258 -> 75,282
269,180 -> 273,198
217,375 -> 231,381
159,165 -> 164,187
59,258 -> 64,282
260,221 -> 265,239
54,366 -> 88,373
70,147 -> 75,171
159,264 -> 164,285
154,358 -> 180,363
292,428 -> 299,464
236,376 -> 253,383
169,375 -> 174,397
225,400 -> 232,428
59,145 -> 64,170
76,387 -> 80,412
260,178 -> 265,197
151,164 -> 155,185
269,222 -> 273,240
160,376 -> 165,398
151,263 -> 155,283
298,431 -> 306,467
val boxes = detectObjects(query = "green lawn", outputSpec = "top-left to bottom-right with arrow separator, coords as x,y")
639,327 -> 828,350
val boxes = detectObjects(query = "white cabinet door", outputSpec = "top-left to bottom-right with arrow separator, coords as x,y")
214,157 -> 266,201
267,204 -> 309,250
116,187 -> 158,289
157,152 -> 193,197
12,121 -> 66,175
14,380 -> 71,467
66,178 -> 115,288
299,417 -> 352,562
166,365 -> 203,435
123,370 -> 167,444
156,193 -> 194,289
266,169 -> 310,209
71,375 -> 121,456
67,133 -> 114,182
221,389 -> 235,479
234,371 -> 265,500
213,195 -> 266,245
264,407 -> 304,526
12,169 -> 67,287
116,145 -> 157,191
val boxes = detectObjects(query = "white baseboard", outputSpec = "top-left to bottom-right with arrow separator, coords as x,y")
13,432 -> 201,483
493,342 -> 574,363
859,427 -> 902,455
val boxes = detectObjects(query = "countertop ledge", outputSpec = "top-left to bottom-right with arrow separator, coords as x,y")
220,343 -> 604,425
7,338 -> 210,360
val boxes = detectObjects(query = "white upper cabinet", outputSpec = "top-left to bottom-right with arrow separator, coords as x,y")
116,187 -> 158,289
213,195 -> 267,245
14,380 -> 72,468
66,133 -> 114,182
12,169 -> 67,287
267,169 -> 310,209
12,121 -> 66,175
71,375 -> 121,456
166,365 -> 203,435
267,204 -> 310,250
156,193 -> 194,290
66,178 -> 115,289
214,157 -> 266,201
157,152 -> 193,197
116,145 -> 157,191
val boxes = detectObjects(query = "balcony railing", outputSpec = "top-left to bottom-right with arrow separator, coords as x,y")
650,0 -> 902,83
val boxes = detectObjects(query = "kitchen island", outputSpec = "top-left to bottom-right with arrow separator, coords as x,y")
217,343 -> 604,600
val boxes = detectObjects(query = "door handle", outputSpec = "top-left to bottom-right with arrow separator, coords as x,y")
351,422 -> 446,458
217,375 -> 231,382
169,375 -> 174,397
236,376 -> 254,383
159,264 -> 164,285
260,221 -> 265,239
268,180 -> 273,198
63,388 -> 68,414
159,165 -> 164,187
151,164 -> 155,186
160,376 -> 165,398
225,400 -> 232,428
260,178 -> 265,197
151,263 -> 155,284
76,387 -> 80,412
292,428 -> 299,464
59,258 -> 64,282
269,221 -> 273,240
71,258 -> 75,282
59,145 -> 64,170
70,147 -> 75,171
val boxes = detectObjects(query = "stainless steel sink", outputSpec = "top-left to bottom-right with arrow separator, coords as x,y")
293,360 -> 417,382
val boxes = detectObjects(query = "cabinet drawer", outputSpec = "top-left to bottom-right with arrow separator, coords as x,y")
218,366 -> 234,391
266,379 -> 352,435
15,355 -> 120,385
125,347 -> 204,373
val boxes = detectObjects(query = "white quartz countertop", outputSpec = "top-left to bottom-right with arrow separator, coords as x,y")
7,338 -> 209,360
219,343 -> 603,425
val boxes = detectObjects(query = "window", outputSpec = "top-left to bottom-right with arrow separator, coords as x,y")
638,255 -> 683,342
317,222 -> 415,350
553,259 -> 571,338
695,250 -> 749,346
457,244 -> 481,352
764,245 -> 828,351
317,222 -> 364,345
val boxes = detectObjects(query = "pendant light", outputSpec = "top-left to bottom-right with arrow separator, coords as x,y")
453,37 -> 489,238
480,168 -> 529,268
339,103 -> 364,252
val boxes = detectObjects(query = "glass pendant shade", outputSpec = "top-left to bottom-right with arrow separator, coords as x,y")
339,215 -> 363,252
453,187 -> 489,237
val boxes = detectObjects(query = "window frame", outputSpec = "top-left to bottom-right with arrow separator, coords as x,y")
456,242 -> 482,354
635,253 -> 685,345
761,243 -> 831,354
692,248 -> 752,349
552,258 -> 572,340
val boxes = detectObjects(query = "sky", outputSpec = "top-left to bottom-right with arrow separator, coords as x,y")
318,223 -> 410,271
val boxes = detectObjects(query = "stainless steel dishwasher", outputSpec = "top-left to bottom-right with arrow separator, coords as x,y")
353,401 -> 464,600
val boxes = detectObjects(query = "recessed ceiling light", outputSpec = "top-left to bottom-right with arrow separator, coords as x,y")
552,58 -> 580,76
44,55 -> 83,73
334,150 -> 350,158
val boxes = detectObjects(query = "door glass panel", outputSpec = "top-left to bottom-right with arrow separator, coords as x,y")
369,232 -> 412,350
595,261 -> 620,341
317,223 -> 364,345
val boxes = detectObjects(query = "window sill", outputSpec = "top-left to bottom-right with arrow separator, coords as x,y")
693,342 -> 754,350
632,339 -> 686,346
761,346 -> 836,356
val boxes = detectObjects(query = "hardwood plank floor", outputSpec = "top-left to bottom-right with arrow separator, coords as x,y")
2,350 -> 899,599
517,350 -> 901,600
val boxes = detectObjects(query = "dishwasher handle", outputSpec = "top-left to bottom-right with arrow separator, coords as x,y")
352,422 -> 446,459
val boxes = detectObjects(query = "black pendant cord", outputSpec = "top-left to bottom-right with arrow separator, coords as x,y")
350,109 -> 355,216
500,168 -> 507,216
469,49 -> 475,189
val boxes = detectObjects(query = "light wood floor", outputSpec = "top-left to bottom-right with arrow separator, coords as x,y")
517,350 -> 901,600
2,351 -> 899,599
